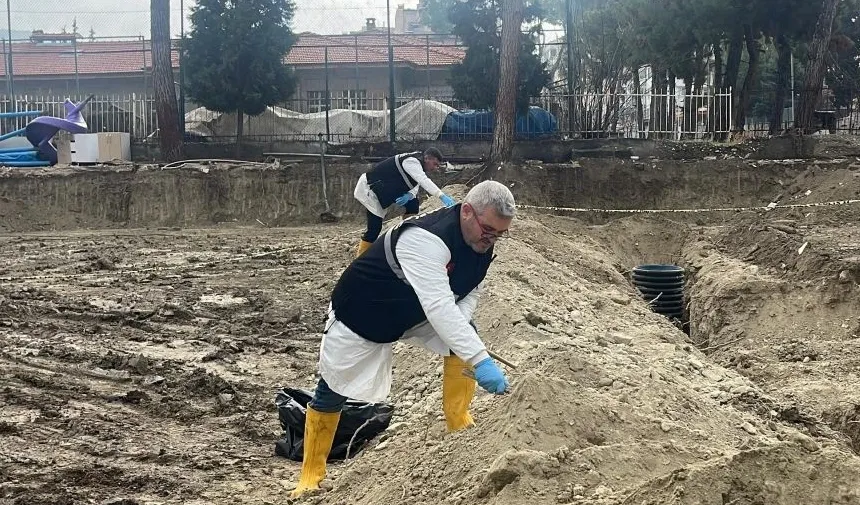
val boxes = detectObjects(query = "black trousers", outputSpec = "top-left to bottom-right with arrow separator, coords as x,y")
362,199 -> 419,242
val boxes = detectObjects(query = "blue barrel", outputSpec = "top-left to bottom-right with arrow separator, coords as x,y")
632,264 -> 685,319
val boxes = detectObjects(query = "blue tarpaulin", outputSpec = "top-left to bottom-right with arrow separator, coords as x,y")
439,106 -> 558,141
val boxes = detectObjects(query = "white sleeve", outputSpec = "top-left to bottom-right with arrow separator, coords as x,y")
401,157 -> 443,198
456,282 -> 482,322
396,227 -> 489,365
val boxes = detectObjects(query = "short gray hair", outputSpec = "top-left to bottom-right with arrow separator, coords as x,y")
464,180 -> 516,218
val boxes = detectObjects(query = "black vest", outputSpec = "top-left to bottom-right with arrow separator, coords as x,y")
366,152 -> 425,208
330,205 -> 494,343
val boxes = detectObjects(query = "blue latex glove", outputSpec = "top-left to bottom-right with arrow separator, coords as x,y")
395,192 -> 414,206
439,193 -> 456,208
473,357 -> 509,394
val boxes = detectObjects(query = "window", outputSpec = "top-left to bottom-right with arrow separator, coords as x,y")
306,90 -> 368,112
307,91 -> 327,113
395,96 -> 412,108
333,90 -> 368,110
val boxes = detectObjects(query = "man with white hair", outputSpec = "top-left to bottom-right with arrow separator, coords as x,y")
290,180 -> 516,498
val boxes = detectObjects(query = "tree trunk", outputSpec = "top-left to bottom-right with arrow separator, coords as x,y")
668,72 -> 677,139
724,31 -> 743,88
660,72 -> 670,139
796,0 -> 840,133
649,66 -> 664,139
633,67 -> 644,138
724,30 -> 744,137
609,77 -> 622,135
693,45 -> 707,95
689,47 -> 707,138
683,79 -> 693,139
769,33 -> 792,135
709,43 -> 724,137
712,43 -> 724,92
489,0 -> 524,164
235,110 -> 244,158
151,0 -> 183,162
732,24 -> 761,134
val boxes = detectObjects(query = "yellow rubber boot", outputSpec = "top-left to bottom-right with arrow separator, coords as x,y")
290,407 -> 341,498
442,355 -> 476,432
356,239 -> 372,258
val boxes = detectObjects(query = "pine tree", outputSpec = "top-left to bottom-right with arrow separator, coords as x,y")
183,0 -> 298,146
448,0 -> 550,115
796,0 -> 844,133
419,0 -> 455,33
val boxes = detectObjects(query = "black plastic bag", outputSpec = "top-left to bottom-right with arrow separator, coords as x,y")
274,387 -> 394,462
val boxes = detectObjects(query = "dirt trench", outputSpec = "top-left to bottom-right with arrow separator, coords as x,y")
1,156 -> 847,233
576,164 -> 860,457
2,160 -> 860,505
682,216 -> 860,454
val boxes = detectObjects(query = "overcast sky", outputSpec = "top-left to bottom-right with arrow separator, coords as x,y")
5,0 -> 420,39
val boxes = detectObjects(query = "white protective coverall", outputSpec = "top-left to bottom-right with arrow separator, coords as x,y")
318,225 -> 489,403
353,156 -> 445,218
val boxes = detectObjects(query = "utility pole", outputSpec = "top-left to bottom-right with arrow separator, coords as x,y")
564,0 -> 574,133
73,36 -> 79,94
790,50 -> 795,127
179,0 -> 186,137
387,0 -> 396,144
6,0 -> 13,98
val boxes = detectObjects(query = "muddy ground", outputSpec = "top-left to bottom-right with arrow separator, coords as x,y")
2,161 -> 860,505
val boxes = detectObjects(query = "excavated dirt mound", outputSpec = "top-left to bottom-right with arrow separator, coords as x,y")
681,164 -> 860,457
2,168 -> 860,505
685,221 -> 860,454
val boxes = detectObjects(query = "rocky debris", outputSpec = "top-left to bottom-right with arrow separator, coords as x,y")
89,367 -> 131,381
525,311 -> 550,327
477,449 -> 562,497
108,390 -> 150,404
143,375 -> 166,386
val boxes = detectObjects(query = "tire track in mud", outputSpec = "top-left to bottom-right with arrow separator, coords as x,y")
0,226 -> 358,504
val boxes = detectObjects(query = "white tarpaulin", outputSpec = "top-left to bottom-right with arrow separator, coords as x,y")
185,99 -> 455,144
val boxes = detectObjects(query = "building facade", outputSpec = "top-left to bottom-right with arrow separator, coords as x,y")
0,29 -> 464,114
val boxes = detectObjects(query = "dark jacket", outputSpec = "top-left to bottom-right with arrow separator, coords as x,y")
365,151 -> 425,208
331,204 -> 494,343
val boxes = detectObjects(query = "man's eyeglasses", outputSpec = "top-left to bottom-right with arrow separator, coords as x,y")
473,210 -> 510,240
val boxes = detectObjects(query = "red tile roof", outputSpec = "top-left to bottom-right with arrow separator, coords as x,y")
0,39 -> 179,77
286,34 -> 465,67
0,33 -> 464,78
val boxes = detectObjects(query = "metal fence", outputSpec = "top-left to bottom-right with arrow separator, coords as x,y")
188,88 -> 734,143
539,88 -> 734,140
209,93 -> 468,144
276,92 -> 466,115
0,94 -> 157,140
0,88 -> 738,143
745,111 -> 860,138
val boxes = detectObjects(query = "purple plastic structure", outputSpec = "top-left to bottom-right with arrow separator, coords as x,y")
24,96 -> 93,164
